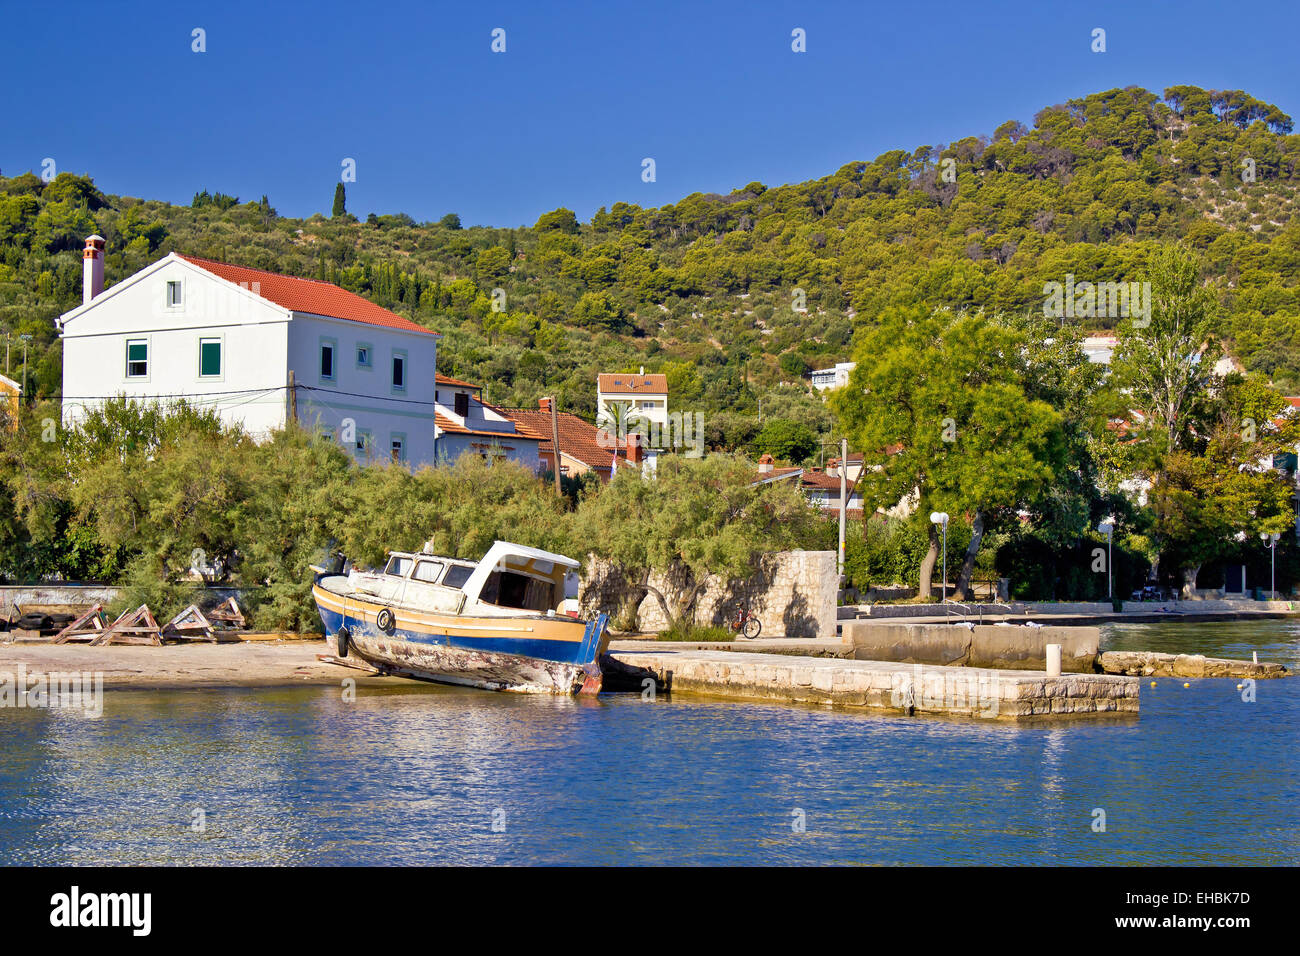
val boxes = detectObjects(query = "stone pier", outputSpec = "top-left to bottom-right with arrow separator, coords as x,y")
611,648 -> 1138,719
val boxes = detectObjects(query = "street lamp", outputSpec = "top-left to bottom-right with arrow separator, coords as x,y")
1260,532 -> 1281,600
930,511 -> 949,603
1098,519 -> 1115,601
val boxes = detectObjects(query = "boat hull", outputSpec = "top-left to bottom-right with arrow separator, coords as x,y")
312,582 -> 607,695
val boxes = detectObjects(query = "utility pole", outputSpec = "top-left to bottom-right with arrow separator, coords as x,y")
20,334 -> 31,400
288,369 -> 297,423
547,397 -> 562,498
838,437 -> 847,579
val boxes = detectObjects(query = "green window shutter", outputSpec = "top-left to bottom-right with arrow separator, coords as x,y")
200,340 -> 222,376
127,340 -> 148,376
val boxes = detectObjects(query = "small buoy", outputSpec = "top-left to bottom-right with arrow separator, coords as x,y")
1183,682 -> 1190,688
1150,681 -> 1157,688
1236,683 -> 1243,690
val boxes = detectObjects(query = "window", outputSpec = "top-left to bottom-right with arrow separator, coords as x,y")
199,338 -> 222,377
640,401 -> 656,410
320,340 -> 336,381
390,434 -> 405,463
384,555 -> 413,577
412,561 -> 444,584
355,429 -> 370,454
442,565 -> 474,589
453,391 -> 470,417
166,281 -> 183,307
356,344 -> 371,368
126,339 -> 148,377
391,351 -> 406,391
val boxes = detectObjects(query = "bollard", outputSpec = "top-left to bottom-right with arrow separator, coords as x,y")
1046,643 -> 1062,677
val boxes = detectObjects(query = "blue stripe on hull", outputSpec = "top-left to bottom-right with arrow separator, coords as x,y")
315,604 -> 601,667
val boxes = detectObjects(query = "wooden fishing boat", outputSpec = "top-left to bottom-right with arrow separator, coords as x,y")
312,541 -> 608,695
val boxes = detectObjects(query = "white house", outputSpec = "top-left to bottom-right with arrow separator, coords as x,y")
810,361 -> 856,391
59,238 -> 456,466
1081,335 -> 1117,364
597,369 -> 668,427
433,373 -> 542,469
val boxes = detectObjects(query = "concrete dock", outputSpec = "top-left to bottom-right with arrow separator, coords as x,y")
611,647 -> 1139,719
3,637 -> 1140,718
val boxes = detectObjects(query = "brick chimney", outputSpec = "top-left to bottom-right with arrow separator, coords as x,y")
538,396 -> 553,414
626,432 -> 643,465
758,453 -> 774,474
82,235 -> 105,304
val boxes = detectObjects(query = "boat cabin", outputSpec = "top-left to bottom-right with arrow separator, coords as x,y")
369,541 -> 580,617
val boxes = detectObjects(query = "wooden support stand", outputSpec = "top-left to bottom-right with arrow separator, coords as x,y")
52,604 -> 106,644
93,605 -> 163,646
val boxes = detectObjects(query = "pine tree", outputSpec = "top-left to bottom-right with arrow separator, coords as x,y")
332,183 -> 346,218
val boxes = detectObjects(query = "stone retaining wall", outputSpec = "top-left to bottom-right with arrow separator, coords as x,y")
848,598 -> 1297,618
581,550 -> 837,638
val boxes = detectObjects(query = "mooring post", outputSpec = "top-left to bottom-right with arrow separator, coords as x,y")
1046,643 -> 1062,677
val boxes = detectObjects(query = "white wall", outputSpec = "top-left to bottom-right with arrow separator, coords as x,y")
598,390 -> 669,427
286,313 -> 439,467
436,432 -> 540,472
61,258 -> 290,436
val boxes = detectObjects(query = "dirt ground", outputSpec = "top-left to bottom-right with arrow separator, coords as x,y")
0,637 -> 404,690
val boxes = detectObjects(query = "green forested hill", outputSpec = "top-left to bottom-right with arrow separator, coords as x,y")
3,84 -> 1299,447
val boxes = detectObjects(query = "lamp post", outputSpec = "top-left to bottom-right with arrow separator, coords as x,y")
930,511 -> 949,602
1260,532 -> 1280,600
1098,520 -> 1115,601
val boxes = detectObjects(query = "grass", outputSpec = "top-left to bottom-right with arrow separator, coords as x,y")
657,622 -> 737,642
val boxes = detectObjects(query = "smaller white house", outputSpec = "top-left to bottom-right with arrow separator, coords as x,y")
811,361 -> 856,391
433,373 -> 542,469
598,369 -> 668,427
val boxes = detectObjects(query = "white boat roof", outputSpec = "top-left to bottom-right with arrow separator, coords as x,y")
480,540 -> 579,571
460,541 -> 579,607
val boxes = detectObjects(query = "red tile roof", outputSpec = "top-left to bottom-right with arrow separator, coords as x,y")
799,469 -> 854,491
176,254 -> 437,336
598,373 -> 668,395
436,373 -> 481,390
435,411 -> 541,441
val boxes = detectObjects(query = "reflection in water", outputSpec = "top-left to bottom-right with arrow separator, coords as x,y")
1,621 -> 1297,865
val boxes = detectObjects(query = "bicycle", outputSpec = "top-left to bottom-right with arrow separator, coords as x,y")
729,605 -> 762,639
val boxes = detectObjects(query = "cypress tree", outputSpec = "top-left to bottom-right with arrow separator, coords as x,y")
332,183 -> 346,218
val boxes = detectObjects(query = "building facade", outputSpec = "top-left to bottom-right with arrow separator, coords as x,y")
597,370 -> 668,427
59,241 -> 454,466
810,361 -> 856,391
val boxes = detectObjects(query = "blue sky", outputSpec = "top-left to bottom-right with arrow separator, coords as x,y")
3,0 -> 1296,227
